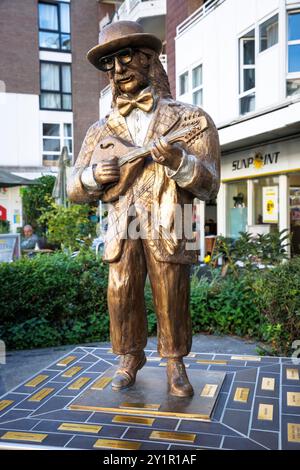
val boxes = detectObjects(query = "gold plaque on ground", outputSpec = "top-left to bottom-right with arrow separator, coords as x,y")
258,404 -> 273,421
28,388 -> 54,402
25,375 -> 49,388
234,387 -> 250,403
0,400 -> 13,412
57,355 -> 77,367
286,369 -> 299,380
261,377 -> 275,391
231,356 -> 261,362
120,402 -> 160,411
112,415 -> 154,426
93,439 -> 141,450
62,366 -> 82,378
150,431 -> 196,443
68,377 -> 91,390
197,359 -> 227,365
91,377 -> 112,390
287,392 -> 300,407
159,362 -> 189,368
1,432 -> 47,443
201,384 -> 218,398
58,423 -> 102,433
69,366 -> 226,421
287,423 -> 300,443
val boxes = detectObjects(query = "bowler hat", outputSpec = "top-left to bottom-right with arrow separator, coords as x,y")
87,21 -> 162,70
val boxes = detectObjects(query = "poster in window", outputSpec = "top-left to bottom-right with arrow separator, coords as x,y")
262,186 -> 278,223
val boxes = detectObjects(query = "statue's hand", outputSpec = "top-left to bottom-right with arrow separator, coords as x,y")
150,137 -> 184,171
93,157 -> 120,185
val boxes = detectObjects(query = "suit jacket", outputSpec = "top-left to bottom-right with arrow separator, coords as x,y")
67,97 -> 220,264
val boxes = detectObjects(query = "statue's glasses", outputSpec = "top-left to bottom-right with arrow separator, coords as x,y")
98,48 -> 134,72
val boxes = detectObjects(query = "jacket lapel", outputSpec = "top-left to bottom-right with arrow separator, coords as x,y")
144,99 -> 182,145
106,108 -> 133,143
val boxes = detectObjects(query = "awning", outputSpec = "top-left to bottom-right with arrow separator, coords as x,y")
0,170 -> 39,188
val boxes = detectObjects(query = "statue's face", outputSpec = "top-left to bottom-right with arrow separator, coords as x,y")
106,48 -> 151,95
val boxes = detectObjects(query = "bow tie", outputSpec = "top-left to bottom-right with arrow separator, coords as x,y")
117,92 -> 154,117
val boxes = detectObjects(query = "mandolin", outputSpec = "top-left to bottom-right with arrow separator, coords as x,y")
90,115 -> 208,202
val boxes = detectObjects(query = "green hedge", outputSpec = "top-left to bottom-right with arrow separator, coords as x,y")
1,251 -> 300,355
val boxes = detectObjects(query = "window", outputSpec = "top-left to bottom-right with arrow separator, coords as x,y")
287,11 -> 300,97
259,14 -> 278,52
178,65 -> 203,105
253,176 -> 279,231
179,72 -> 188,95
40,62 -> 72,110
192,64 -> 203,106
42,123 -> 72,166
239,29 -> 255,115
39,1 -> 71,51
226,181 -> 248,238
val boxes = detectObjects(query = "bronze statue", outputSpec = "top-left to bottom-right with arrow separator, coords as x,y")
67,21 -> 220,397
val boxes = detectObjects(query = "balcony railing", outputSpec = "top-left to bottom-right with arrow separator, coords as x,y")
113,0 -> 166,22
177,0 -> 225,37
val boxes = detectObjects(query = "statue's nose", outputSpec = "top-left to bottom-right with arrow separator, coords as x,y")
115,57 -> 125,73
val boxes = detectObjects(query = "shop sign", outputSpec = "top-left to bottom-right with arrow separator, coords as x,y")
232,151 -> 280,172
262,186 -> 278,224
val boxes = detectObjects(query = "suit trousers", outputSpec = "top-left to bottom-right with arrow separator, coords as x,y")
107,238 -> 192,358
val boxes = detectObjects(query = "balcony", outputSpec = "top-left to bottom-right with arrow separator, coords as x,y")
113,0 -> 166,22
177,0 -> 225,37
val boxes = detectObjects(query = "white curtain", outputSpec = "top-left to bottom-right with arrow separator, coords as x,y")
39,4 -> 58,30
62,65 -> 71,93
41,63 -> 60,91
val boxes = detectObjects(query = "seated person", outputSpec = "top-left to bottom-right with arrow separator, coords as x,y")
21,225 -> 39,250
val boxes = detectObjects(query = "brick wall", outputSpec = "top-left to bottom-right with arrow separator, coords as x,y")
0,0 -> 39,94
166,0 -> 204,97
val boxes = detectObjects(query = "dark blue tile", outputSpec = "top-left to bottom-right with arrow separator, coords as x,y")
256,373 -> 280,399
235,367 -> 258,383
251,397 -> 279,431
281,414 -> 300,450
222,436 -> 267,450
212,392 -> 228,421
250,430 -> 279,450
222,409 -> 250,435
179,420 -> 239,437
226,381 -> 255,411
29,396 -> 73,416
0,418 -> 40,431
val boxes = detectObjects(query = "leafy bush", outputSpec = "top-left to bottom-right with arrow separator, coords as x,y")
1,248 -> 300,356
0,250 -> 110,349
252,256 -> 300,355
39,201 -> 97,251
0,220 -> 10,234
21,175 -> 55,235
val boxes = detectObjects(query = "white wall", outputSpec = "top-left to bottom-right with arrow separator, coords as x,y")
175,0 -> 283,125
0,93 -> 40,167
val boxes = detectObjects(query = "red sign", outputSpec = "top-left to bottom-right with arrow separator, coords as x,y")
0,205 -> 7,221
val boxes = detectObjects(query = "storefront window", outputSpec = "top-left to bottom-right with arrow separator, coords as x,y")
289,173 -> 300,255
253,176 -> 279,232
226,181 -> 248,238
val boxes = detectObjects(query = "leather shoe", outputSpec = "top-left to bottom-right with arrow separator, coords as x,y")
167,358 -> 194,397
112,352 -> 146,391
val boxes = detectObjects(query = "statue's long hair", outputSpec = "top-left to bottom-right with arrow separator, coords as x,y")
110,47 -> 172,107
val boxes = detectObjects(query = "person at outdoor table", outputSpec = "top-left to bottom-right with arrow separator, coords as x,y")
21,225 -> 39,250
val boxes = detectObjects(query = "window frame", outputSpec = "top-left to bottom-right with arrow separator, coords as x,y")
287,9 -> 300,84
238,28 -> 256,115
38,1 -> 71,52
191,63 -> 203,106
259,13 -> 279,53
178,62 -> 204,106
42,122 -> 73,167
40,60 -> 72,111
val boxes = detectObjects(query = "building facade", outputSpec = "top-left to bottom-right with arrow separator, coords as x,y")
175,0 -> 300,256
0,0 -> 103,232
